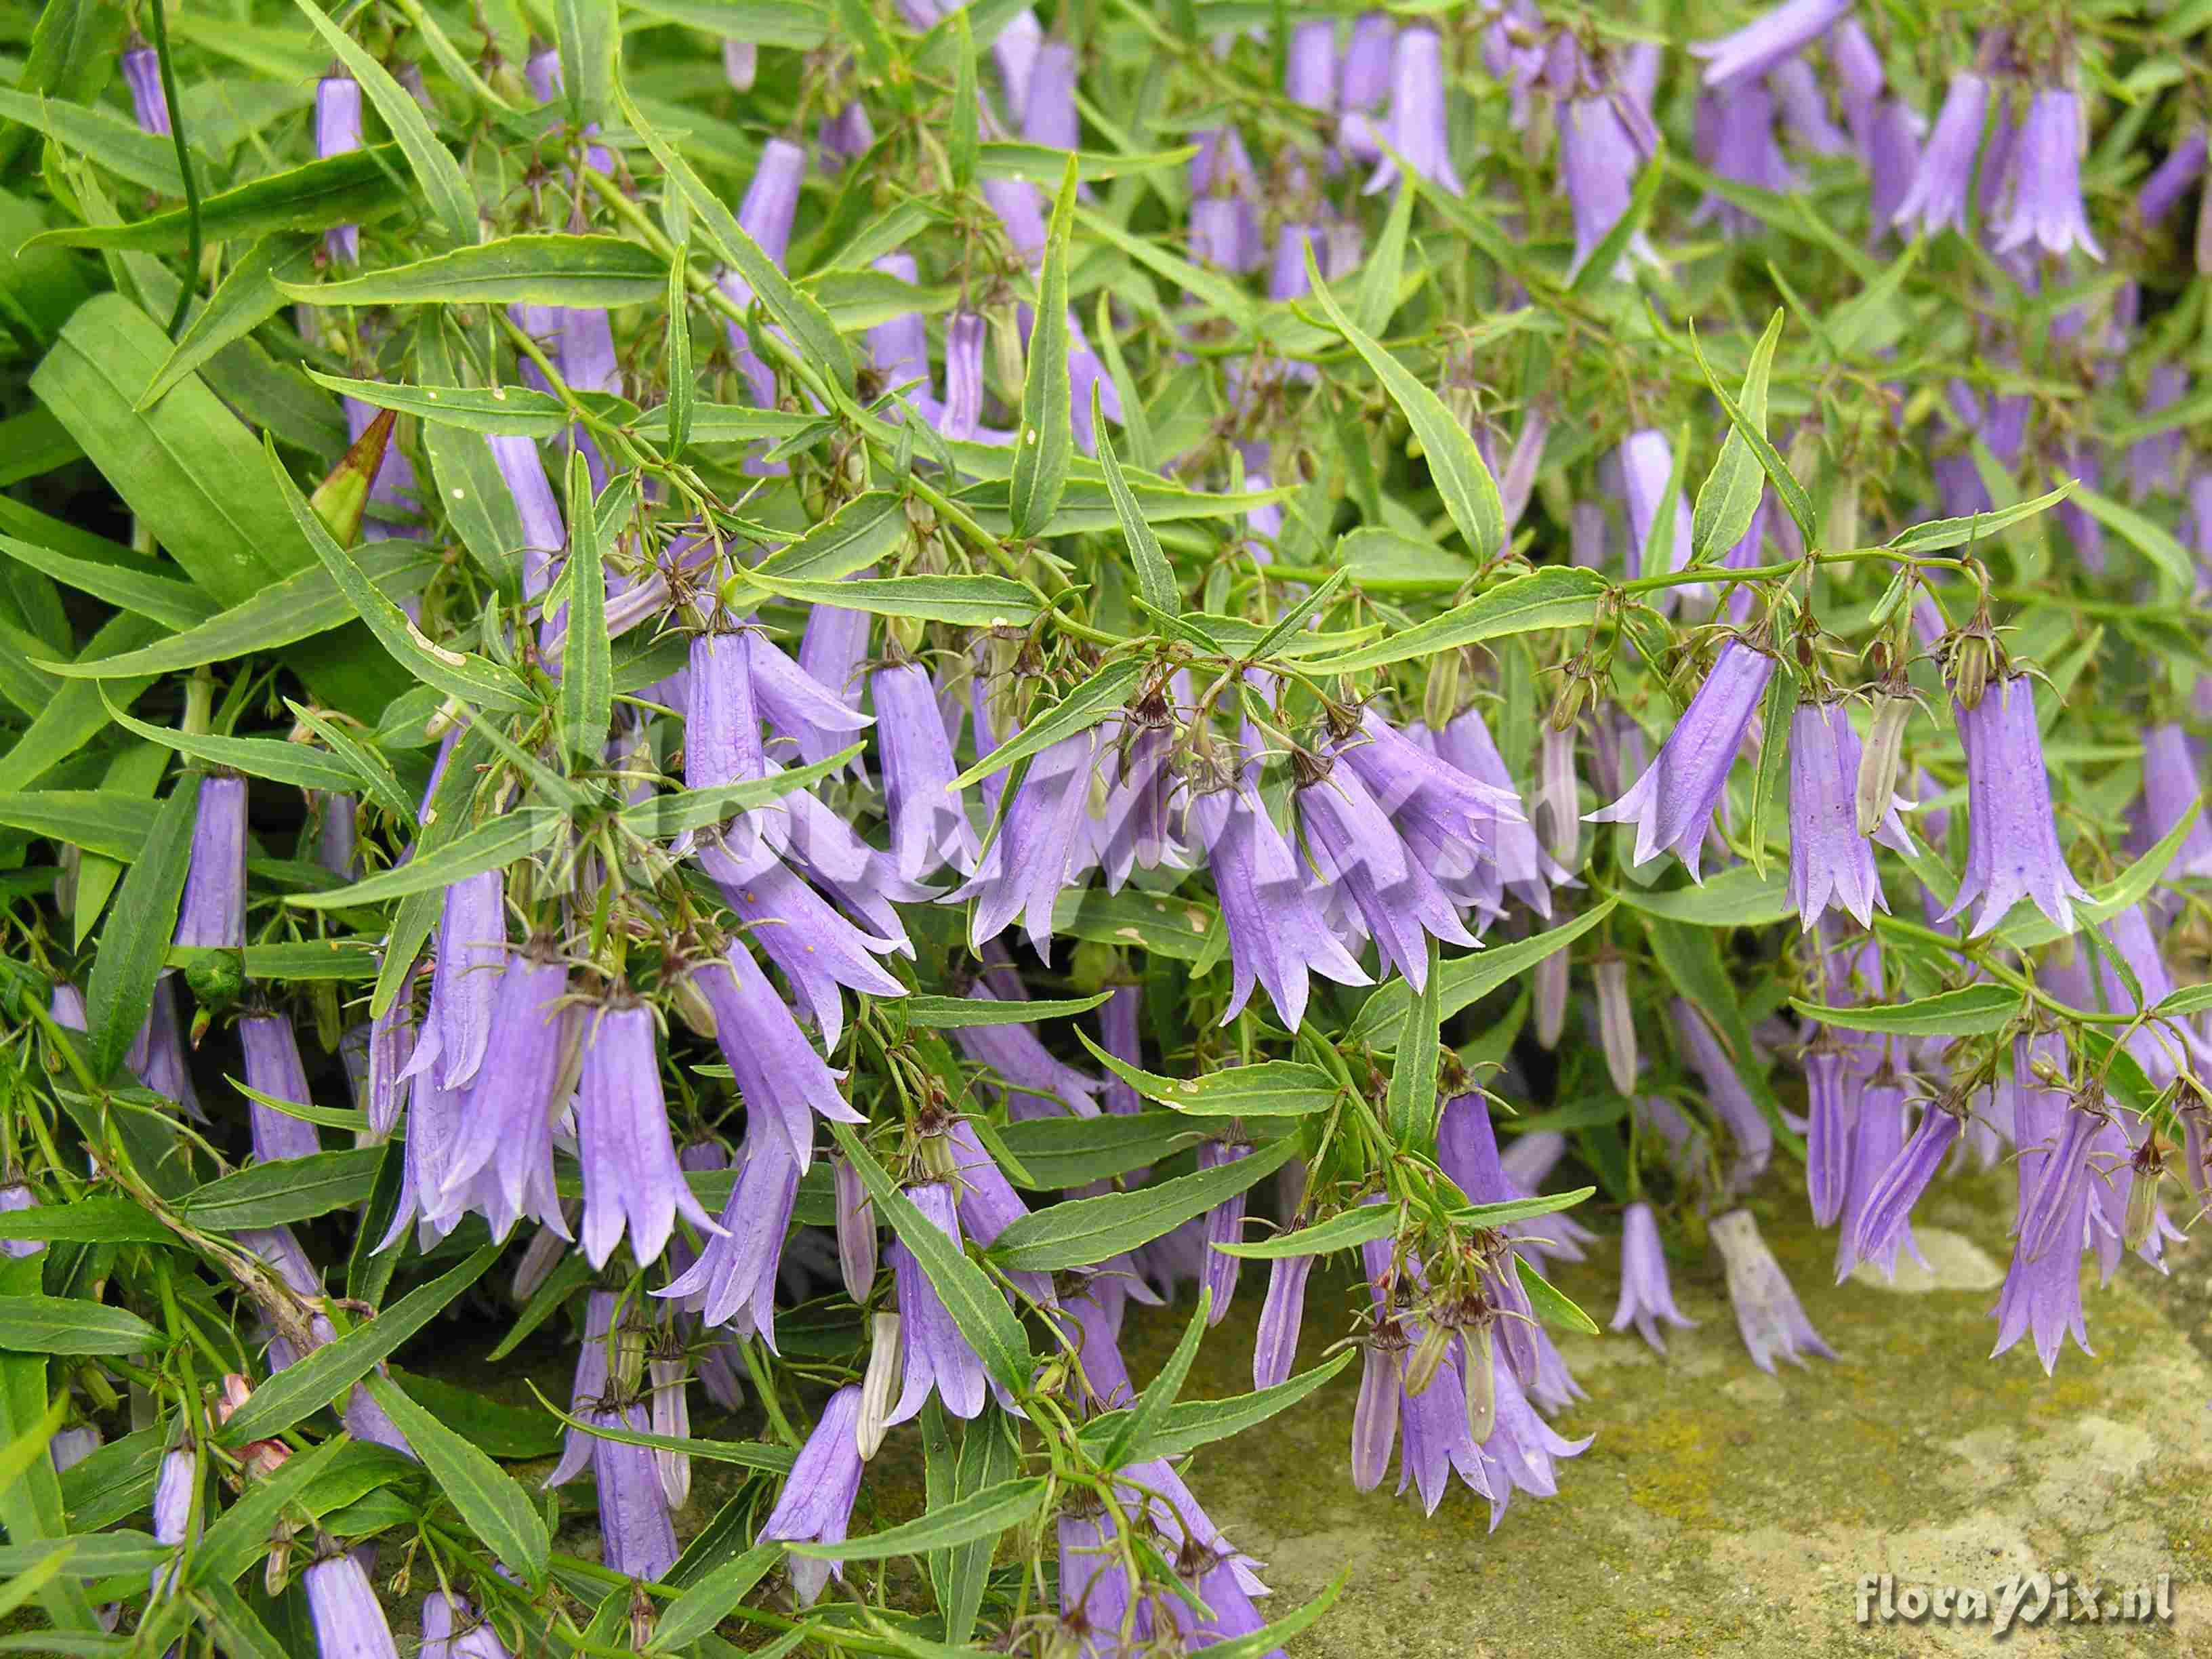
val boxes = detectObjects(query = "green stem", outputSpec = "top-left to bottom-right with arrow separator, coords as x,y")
147,2 -> 203,340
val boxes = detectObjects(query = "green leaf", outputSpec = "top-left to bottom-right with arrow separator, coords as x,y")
287,232 -> 663,308
84,779 -> 195,1081
947,7 -> 979,192
270,438 -> 536,710
741,571 -> 1042,626
829,1121 -> 1031,1396
1689,308 -> 1783,563
1885,482 -> 2077,554
290,0 -> 477,247
1789,983 -> 2019,1037
665,244 -> 695,459
1098,1283 -> 1210,1482
1080,1348 -> 1355,1465
1301,243 -> 1504,561
177,1148 -> 382,1229
1685,320 -> 1816,550
556,0 -> 619,127
1386,938 -> 1444,1145
139,234 -> 319,408
35,145 -> 407,252
560,453 -> 613,762
1515,1255 -> 1601,1336
1212,1204 -> 1395,1260
2062,479 -> 2194,588
529,1386 -> 798,1475
993,1111 -> 1202,1191
1744,665 -> 1797,882
189,1432 -> 350,1589
989,1133 -> 1296,1272
616,745 -> 863,840
304,376 -> 569,438
644,1542 -> 783,1654
904,991 -> 1112,1029
363,1374 -> 550,1586
1009,157 -> 1080,539
789,1477 -> 1045,1559
0,88 -> 182,193
286,809 -> 561,910
0,790 -> 163,862
1355,177 -> 1416,335
0,1533 -> 171,1579
1296,567 -> 1608,676
0,1196 -> 173,1246
1351,897 -> 1617,1048
0,1295 -> 161,1356
100,699 -> 361,794
947,659 -> 1149,790
217,1244 -> 501,1447
1073,1031 -> 1338,1118
1612,865 -> 1795,928
0,532 -> 217,632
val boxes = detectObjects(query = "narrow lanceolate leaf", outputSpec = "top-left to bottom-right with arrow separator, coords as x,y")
741,571 -> 1042,627
0,1197 -> 174,1247
1298,567 -> 1608,676
1073,1031 -> 1339,1117
283,234 -> 664,309
286,809 -> 562,909
0,1296 -> 161,1355
303,376 -> 569,438
1788,983 -> 2020,1038
828,1121 -> 1031,1396
1515,1255 -> 1601,1335
1461,1189 -> 1599,1229
664,241 -> 695,457
32,144 -> 408,252
1080,1348 -> 1356,1464
1355,177 -> 1417,335
562,452 -> 613,762
555,0 -> 619,127
616,745 -> 863,839
527,1388 -> 797,1474
644,1542 -> 782,1654
0,89 -> 182,193
948,5 -> 980,191
176,1149 -> 385,1230
0,533 -> 216,631
1099,1285 -> 1210,1471
0,790 -> 163,861
1351,897 -> 1618,1047
188,1433 -> 351,1589
1301,242 -> 1504,561
218,1243 -> 501,1446
2062,479 -> 2194,588
1744,664 -> 1797,880
1386,937 -> 1444,1145
85,779 -> 195,1081
1093,400 -> 1179,613
1213,1205 -> 1397,1260
1885,482 -> 2075,554
141,234 -> 321,409
1686,321 -> 1816,550
101,699 -> 361,794
788,1477 -> 1047,1559
903,991 -> 1112,1029
947,658 -> 1150,790
1204,1572 -> 1353,1659
1009,156 -> 1080,539
1690,308 -> 1784,563
270,438 -> 535,710
990,1134 -> 1297,1272
362,1374 -> 550,1586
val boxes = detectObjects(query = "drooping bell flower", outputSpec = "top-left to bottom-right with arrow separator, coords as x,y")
122,40 -> 171,137
0,1182 -> 41,1259
747,630 -> 875,773
1189,127 -> 1263,272
1692,84 -> 1795,237
1022,40 -> 1080,152
1589,642 -> 1776,877
658,1124 -> 800,1345
1688,0 -> 1853,89
1803,1035 -> 1856,1227
721,37 -> 758,89
1991,1032 -> 2094,1371
1711,1207 -> 1834,1371
760,1385 -> 865,1604
375,1064 -> 468,1254
884,1181 -> 987,1422
818,100 -> 874,167
951,730 -> 1097,959
1287,19 -> 1336,114
697,949 -> 862,1173
2138,133 -> 2207,230
1852,1098 -> 1967,1269
1768,59 -> 1851,156
1788,699 -> 1917,930
1252,1251 -> 1313,1391
1615,429 -> 1694,591
1337,13 -> 1396,161
545,1292 -> 638,1488
2126,364 -> 2190,502
719,138 -> 808,410
1830,18 -> 1886,149
48,1422 -> 99,1473
1350,1327 -> 1402,1491
1197,1136 -> 1253,1322
412,869 -> 506,1094
1864,96 -> 1923,236
1610,1203 -> 1696,1353
1193,773 -> 1370,1031
485,435 -> 566,600
316,72 -> 365,264
1433,705 -> 1561,917
704,852 -> 905,1049
1892,74 -> 1989,239
1293,754 -> 1474,987
1365,27 -> 1462,196
577,996 -> 722,1271
1992,88 -> 2102,262
595,1400 -> 678,1582
176,774 -> 249,949
1832,1065 -> 1913,1281
239,1011 -> 323,1164
420,1591 -> 514,1659
1559,94 -> 1650,280
872,661 -> 982,880
1941,675 -> 2089,937
946,980 -> 1104,1122
439,949 -> 575,1244
303,1547 -> 403,1659
1334,707 -> 1522,890
1472,1361 -> 1593,1530
133,977 -> 205,1120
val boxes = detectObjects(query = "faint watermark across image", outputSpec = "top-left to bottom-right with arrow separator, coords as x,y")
1854,1572 -> 2173,1635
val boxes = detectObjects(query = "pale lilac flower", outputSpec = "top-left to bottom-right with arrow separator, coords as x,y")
420,1592 -> 513,1659
885,1182 -> 987,1423
409,869 -> 505,1094
938,311 -> 998,443
749,630 -> 874,774
240,1012 -> 321,1164
2137,725 -> 2212,874
704,851 -> 905,1048
1853,1101 -> 1965,1268
545,1292 -> 638,1488
819,100 -> 874,166
1287,20 -> 1336,112
1434,704 -> 1562,916
1611,1203 -> 1696,1352
872,662 -> 981,879
722,39 -> 758,91
1198,1138 -> 1252,1322
129,976 -> 204,1120
1788,699 -> 1915,930
1711,1207 -> 1834,1371
697,950 -> 861,1172
1991,1033 -> 2094,1371
1892,74 -> 1988,238
1942,676 -> 2090,937
1559,96 -> 1647,279
1194,775 -> 1369,1029
1350,1334 -> 1401,1490
1589,643 -> 1776,877
1190,128 -> 1263,271
1992,89 -> 2102,262
1692,84 -> 1795,237
1865,96 -> 1923,234
658,1124 -> 800,1345
1769,60 -> 1851,156
485,435 -> 565,596
760,1386 -> 865,1604
1252,1252 -> 1313,1391
2126,364 -> 2189,501
719,138 -> 808,407
947,979 -> 1103,1122
1832,1067 -> 1913,1280
577,998 -> 722,1270
1334,708 -> 1522,890
1616,429 -> 1693,588
303,1549 -> 402,1659
48,1422 -> 99,1473
1057,1509 -> 1132,1653
1473,1361 -> 1592,1530
1366,27 -> 1462,196
1294,756 -> 1473,987
595,1401 -> 678,1581
951,730 -> 1097,958
2137,133 -> 2207,230
0,1183 -> 41,1259
1022,40 -> 1080,152
1689,0 -> 1853,89
1803,1038 -> 1856,1227
176,775 -> 248,949
1830,18 -> 1887,149
122,41 -> 170,136
440,951 -> 574,1243
314,73 -> 365,264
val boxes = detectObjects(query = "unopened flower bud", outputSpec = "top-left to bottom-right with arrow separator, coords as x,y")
649,1356 -> 691,1507
510,1223 -> 569,1305
1460,1320 -> 1497,1443
1538,724 -> 1578,865
1421,653 -> 1461,733
1853,692 -> 1913,838
986,304 -> 1025,401
857,1311 -> 899,1460
834,1155 -> 877,1303
669,969 -> 718,1040
1533,948 -> 1569,1050
1350,1336 -> 1401,1492
1949,631 -> 1992,710
1403,1317 -> 1453,1399
1595,954 -> 1637,1095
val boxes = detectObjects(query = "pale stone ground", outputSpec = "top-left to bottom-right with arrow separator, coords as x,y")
1114,1176 -> 2212,1658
